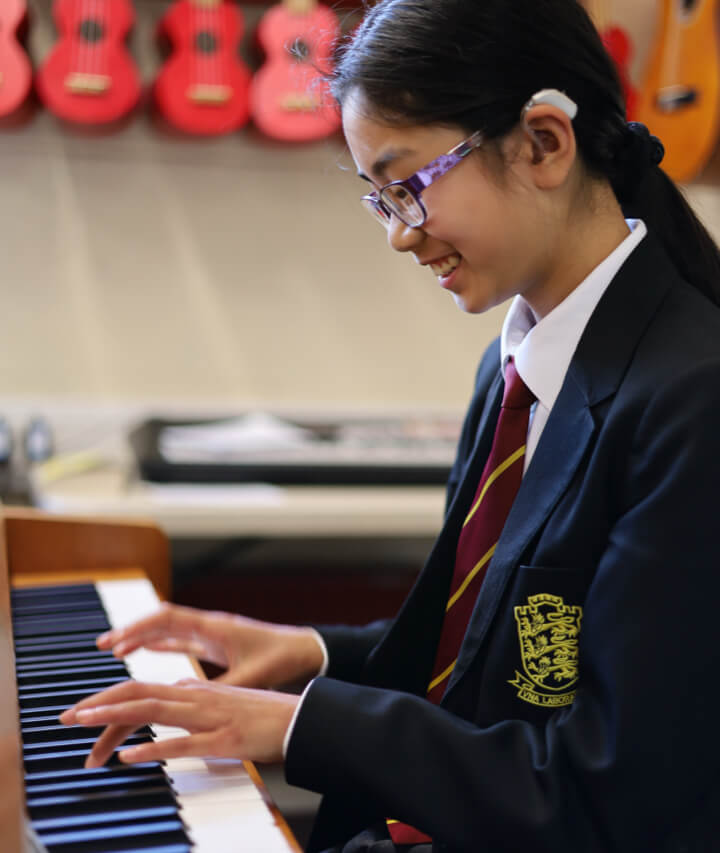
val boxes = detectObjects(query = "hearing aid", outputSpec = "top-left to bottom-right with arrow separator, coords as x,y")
521,88 -> 578,160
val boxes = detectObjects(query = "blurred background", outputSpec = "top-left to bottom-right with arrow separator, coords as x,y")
4,0 -> 720,842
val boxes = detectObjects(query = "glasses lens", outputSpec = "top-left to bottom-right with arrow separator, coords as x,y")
361,194 -> 391,226
380,184 -> 425,227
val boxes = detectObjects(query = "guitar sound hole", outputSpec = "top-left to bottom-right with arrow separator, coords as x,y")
78,19 -> 104,42
287,38 -> 310,62
195,31 -> 218,54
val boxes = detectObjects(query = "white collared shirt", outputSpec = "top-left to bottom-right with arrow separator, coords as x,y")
501,219 -> 647,471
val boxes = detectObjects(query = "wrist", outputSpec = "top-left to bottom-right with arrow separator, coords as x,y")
291,627 -> 327,680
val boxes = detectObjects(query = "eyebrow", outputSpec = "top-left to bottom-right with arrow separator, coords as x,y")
357,147 -> 416,182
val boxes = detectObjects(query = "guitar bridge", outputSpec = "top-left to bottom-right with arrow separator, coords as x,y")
655,85 -> 697,112
280,92 -> 320,112
64,73 -> 111,95
187,84 -> 232,105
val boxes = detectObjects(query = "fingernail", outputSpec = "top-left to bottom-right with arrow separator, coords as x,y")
85,755 -> 100,769
58,710 -> 74,724
119,748 -> 139,763
76,708 -> 99,721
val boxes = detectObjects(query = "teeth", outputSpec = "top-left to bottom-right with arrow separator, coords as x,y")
430,253 -> 461,276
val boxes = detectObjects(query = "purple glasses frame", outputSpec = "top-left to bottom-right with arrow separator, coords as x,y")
361,129 -> 485,228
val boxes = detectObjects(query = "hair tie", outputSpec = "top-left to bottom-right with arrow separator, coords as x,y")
625,122 -> 665,167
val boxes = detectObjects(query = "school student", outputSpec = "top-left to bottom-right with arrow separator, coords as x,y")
61,0 -> 720,849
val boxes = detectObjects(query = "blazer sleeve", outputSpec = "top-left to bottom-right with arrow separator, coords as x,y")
286,356 -> 720,852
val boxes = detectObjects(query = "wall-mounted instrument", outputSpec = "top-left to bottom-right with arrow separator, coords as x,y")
35,0 -> 141,124
634,0 -> 720,183
250,0 -> 340,142
153,0 -> 251,136
0,0 -> 32,116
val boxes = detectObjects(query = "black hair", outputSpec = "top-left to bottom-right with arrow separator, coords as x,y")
330,0 -> 720,306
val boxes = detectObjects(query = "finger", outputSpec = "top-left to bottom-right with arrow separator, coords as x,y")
116,731 -> 219,765
85,724 -> 137,768
143,638 -> 209,658
74,698 -> 210,733
60,681 -> 190,724
97,604 -> 207,655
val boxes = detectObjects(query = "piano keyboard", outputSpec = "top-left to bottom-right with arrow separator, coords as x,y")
12,578 -> 298,853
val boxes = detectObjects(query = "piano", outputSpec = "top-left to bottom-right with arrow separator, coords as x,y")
0,506 -> 301,853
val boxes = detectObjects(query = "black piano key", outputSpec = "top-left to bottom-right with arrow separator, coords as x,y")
24,745 -> 158,772
32,804 -> 181,832
37,818 -> 189,852
12,599 -> 109,617
12,582 -> 97,597
13,614 -> 111,638
24,731 -> 151,753
17,661 -> 127,684
19,673 -> 128,693
27,786 -> 178,819
25,770 -> 170,797
25,761 -> 164,783
16,649 -> 117,666
19,680 -> 128,708
22,723 -> 154,743
14,632 -> 109,652
106,847 -> 191,853
21,707 -> 88,722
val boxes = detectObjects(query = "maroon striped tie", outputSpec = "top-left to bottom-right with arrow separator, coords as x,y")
387,358 -> 535,846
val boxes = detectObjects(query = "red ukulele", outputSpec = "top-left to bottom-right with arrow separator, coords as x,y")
35,0 -> 140,124
0,0 -> 32,116
251,0 -> 341,142
154,0 -> 251,136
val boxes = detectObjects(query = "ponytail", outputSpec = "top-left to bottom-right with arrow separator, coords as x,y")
603,121 -> 720,306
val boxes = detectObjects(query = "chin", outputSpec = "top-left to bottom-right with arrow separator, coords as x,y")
451,291 -> 498,315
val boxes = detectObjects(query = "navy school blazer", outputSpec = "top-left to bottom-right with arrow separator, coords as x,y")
285,231 -> 720,852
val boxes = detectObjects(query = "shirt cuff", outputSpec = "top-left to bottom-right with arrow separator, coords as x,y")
308,627 -> 329,677
281,629 -> 328,760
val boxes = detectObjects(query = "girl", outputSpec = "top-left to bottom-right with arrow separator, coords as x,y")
61,1 -> 720,849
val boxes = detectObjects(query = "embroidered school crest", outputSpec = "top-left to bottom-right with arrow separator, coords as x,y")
508,593 -> 582,708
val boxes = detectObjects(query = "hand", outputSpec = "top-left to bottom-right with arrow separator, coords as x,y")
96,602 -> 325,689
59,678 -> 300,768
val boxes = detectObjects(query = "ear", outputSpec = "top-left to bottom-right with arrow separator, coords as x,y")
519,105 -> 577,189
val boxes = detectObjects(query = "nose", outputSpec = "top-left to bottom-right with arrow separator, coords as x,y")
387,214 -> 424,253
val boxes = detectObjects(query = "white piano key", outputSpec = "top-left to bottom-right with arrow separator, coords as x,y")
95,578 -> 297,852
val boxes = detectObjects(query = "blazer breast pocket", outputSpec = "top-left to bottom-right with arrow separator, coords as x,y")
475,565 -> 590,722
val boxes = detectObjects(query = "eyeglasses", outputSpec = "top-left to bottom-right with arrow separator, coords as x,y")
360,130 -> 485,228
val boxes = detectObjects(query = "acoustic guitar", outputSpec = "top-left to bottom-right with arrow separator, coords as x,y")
584,0 -> 638,119
0,0 -> 32,116
250,0 -> 340,142
35,0 -> 141,124
634,0 -> 720,183
153,0 -> 251,136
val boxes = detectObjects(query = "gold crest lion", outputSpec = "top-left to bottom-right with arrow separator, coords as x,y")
508,593 -> 583,708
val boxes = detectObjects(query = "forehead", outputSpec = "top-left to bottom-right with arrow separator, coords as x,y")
341,91 -> 466,181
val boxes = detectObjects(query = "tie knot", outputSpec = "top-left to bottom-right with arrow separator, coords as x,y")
502,359 -> 535,409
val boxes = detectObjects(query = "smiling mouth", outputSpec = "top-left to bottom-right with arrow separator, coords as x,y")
429,253 -> 461,277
